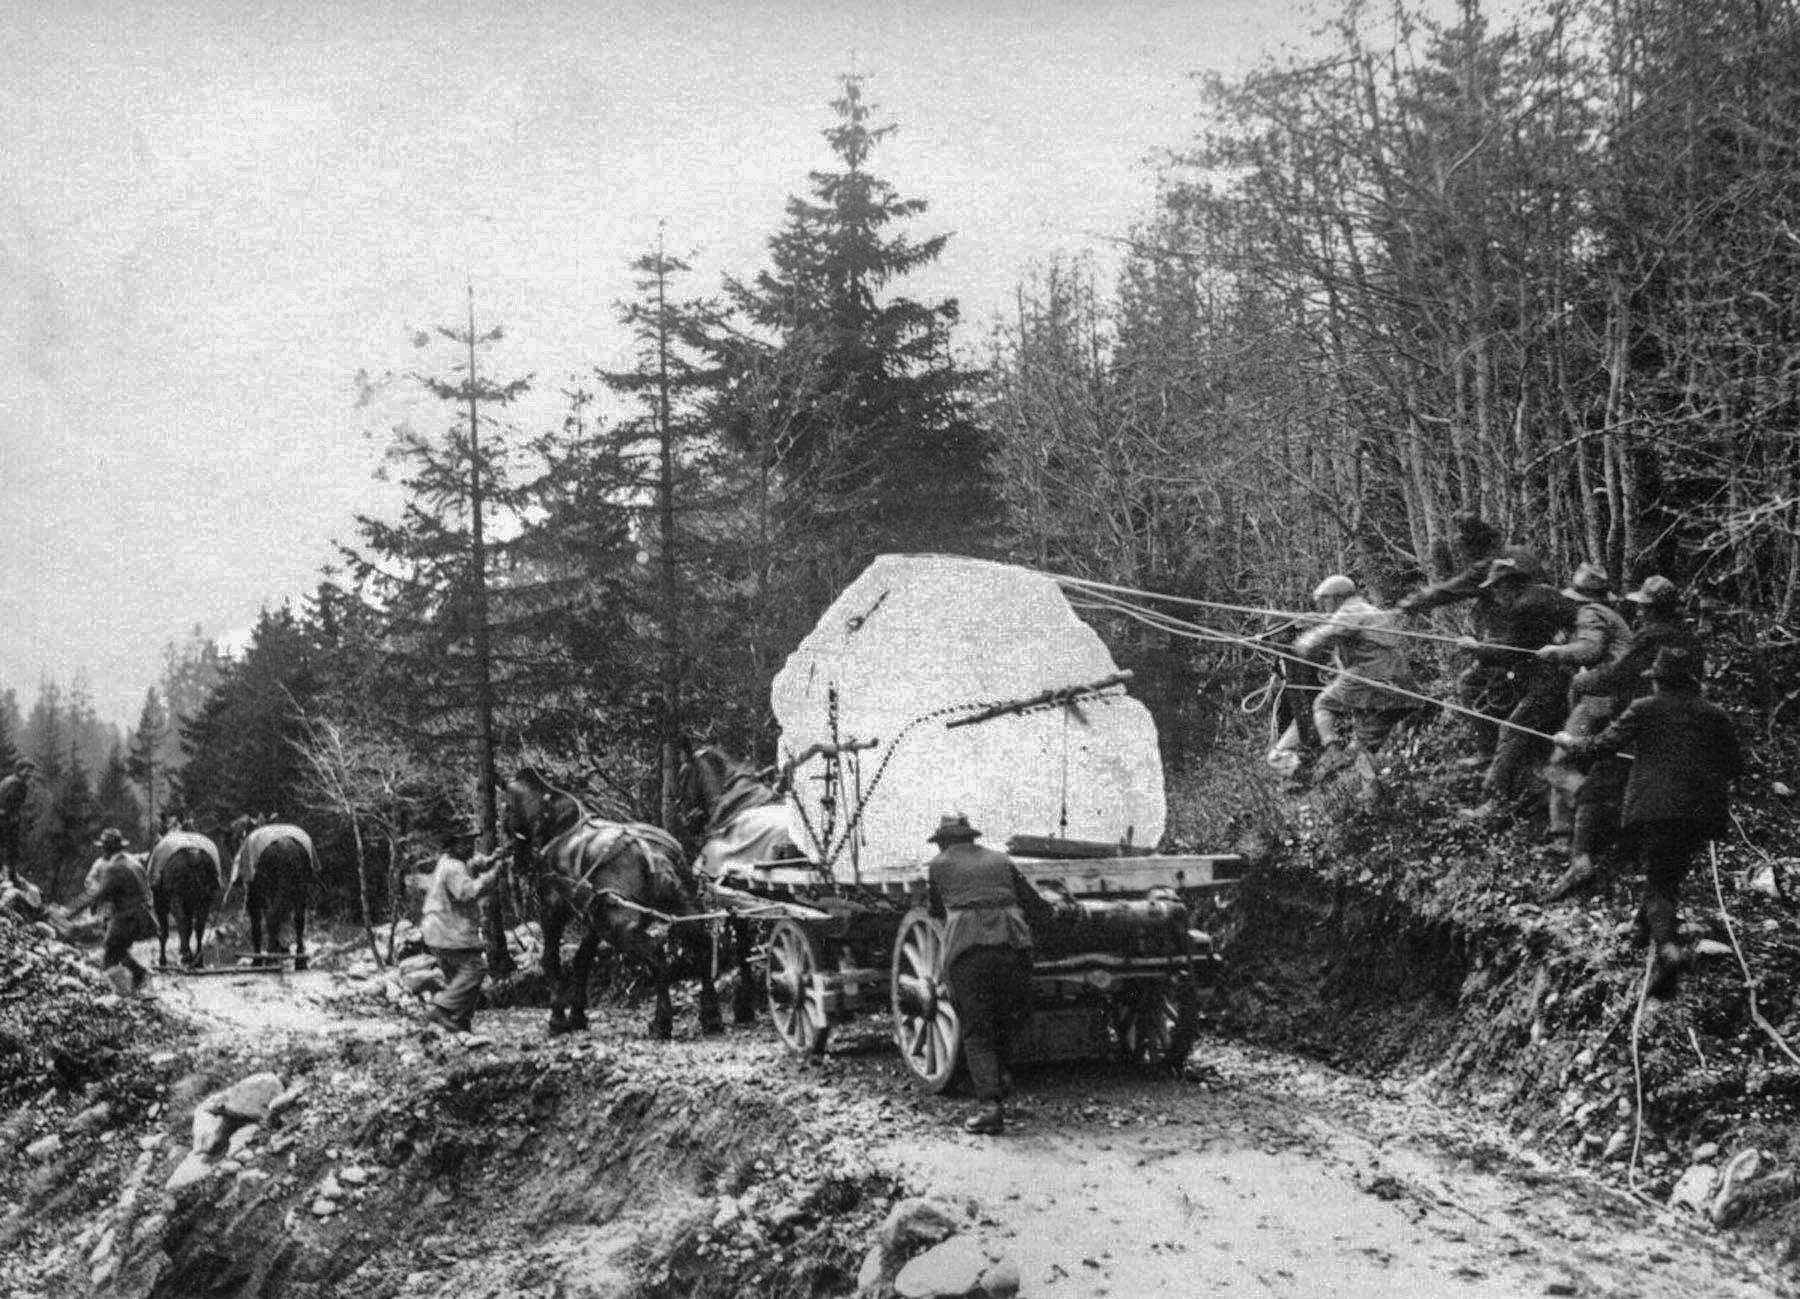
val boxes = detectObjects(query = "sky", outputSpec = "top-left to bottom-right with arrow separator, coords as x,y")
2,0 -> 1352,726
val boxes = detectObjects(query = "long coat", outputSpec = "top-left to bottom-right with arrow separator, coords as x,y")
1587,690 -> 1743,833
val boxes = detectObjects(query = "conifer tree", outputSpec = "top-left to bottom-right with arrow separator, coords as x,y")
723,76 -> 993,603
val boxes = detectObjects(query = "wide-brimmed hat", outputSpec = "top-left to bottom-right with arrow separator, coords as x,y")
97,827 -> 126,853
927,813 -> 982,845
1562,562 -> 1612,601
1312,574 -> 1356,601
1479,557 -> 1531,589
1643,647 -> 1700,685
1453,512 -> 1497,549
1625,575 -> 1679,607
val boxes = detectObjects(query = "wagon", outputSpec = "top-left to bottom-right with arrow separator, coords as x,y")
712,838 -> 1240,1090
699,553 -> 1246,1089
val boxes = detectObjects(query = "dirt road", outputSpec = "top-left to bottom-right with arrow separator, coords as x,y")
124,964 -> 1789,1297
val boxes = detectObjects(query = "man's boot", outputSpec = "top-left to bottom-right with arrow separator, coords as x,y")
1648,942 -> 1688,1000
963,1102 -> 1005,1135
1546,852 -> 1600,902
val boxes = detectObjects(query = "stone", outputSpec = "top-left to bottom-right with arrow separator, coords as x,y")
137,1134 -> 165,1152
310,1198 -> 338,1217
1711,1148 -> 1762,1221
1692,939 -> 1733,959
318,1174 -> 343,1200
338,1165 -> 370,1187
1668,1164 -> 1717,1213
68,1102 -> 114,1136
191,1108 -> 231,1155
1693,1142 -> 1720,1163
856,1243 -> 887,1295
880,1196 -> 971,1253
894,1235 -> 990,1299
214,1072 -> 285,1123
25,1134 -> 62,1161
227,1124 -> 260,1157
772,555 -> 1167,882
1602,1130 -> 1631,1162
164,1152 -> 213,1192
979,1257 -> 1022,1297
269,1083 -> 307,1117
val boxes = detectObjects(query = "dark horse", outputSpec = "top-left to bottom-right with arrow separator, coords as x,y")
224,816 -> 316,970
501,766 -> 724,1039
146,830 -> 223,968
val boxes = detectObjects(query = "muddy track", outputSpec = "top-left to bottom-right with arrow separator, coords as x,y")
2,949 -> 1791,1299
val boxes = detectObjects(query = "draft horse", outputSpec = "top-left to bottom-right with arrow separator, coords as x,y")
146,829 -> 223,968
501,766 -> 724,1039
673,742 -> 805,1025
224,816 -> 317,970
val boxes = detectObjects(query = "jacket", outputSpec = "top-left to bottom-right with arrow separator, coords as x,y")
0,775 -> 26,820
926,842 -> 1056,971
1399,543 -> 1544,640
1471,583 -> 1575,667
421,854 -> 500,950
72,853 -> 155,932
1575,614 -> 1703,705
1293,596 -> 1416,706
1584,690 -> 1742,833
1541,599 -> 1631,672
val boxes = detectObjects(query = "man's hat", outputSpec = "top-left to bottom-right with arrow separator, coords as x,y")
1452,510 -> 1495,542
1479,557 -> 1531,588
14,759 -> 35,773
442,819 -> 480,846
1643,646 -> 1700,685
927,813 -> 982,845
97,827 -> 126,853
1625,575 -> 1679,607
1312,574 -> 1356,601
1562,562 -> 1611,601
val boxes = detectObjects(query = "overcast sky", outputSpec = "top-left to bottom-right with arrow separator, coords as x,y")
2,0 -> 1350,726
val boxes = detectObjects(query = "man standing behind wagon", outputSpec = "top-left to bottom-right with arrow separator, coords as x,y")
925,813 -> 1058,1136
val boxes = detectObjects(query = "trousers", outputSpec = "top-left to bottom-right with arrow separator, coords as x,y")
432,946 -> 489,1030
948,946 -> 1033,1103
1633,821 -> 1713,946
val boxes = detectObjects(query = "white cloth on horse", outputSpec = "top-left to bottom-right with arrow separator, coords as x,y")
699,803 -> 795,881
147,831 -> 223,889
230,824 -> 318,892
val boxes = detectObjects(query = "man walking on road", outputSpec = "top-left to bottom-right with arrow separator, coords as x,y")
420,823 -> 504,1035
925,813 -> 1059,1135
62,827 -> 158,996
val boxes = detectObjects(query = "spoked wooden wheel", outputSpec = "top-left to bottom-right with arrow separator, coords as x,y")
765,918 -> 829,1056
891,908 -> 962,1093
1109,974 -> 1199,1074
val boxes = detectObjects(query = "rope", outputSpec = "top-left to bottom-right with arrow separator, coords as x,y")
1071,585 -> 1569,746
1627,947 -> 1652,1192
1707,840 -> 1800,1068
1052,571 -> 1540,656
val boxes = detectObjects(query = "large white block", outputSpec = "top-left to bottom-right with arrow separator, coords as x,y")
771,554 -> 1166,881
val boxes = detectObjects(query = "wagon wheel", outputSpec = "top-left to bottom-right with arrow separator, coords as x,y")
891,908 -> 962,1093
765,918 -> 830,1056
1109,974 -> 1199,1075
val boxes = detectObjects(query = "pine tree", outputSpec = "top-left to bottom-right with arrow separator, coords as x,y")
178,607 -> 321,827
96,742 -> 143,844
45,746 -> 97,899
339,292 -> 530,854
723,75 -> 994,597
127,689 -> 169,830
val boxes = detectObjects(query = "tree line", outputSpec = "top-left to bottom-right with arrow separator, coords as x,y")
16,0 -> 1800,918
